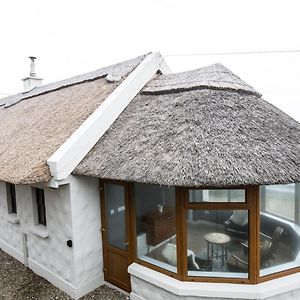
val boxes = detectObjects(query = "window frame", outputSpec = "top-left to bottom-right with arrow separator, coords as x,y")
258,183 -> 300,282
6,182 -> 17,215
107,179 -> 300,285
34,187 -> 47,227
132,182 -> 181,280
179,186 -> 258,284
261,184 -> 298,223
131,183 -> 260,284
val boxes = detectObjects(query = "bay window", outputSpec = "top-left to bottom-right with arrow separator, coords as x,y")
132,182 -> 300,284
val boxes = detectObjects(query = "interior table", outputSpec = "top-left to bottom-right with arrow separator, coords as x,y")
204,232 -> 231,266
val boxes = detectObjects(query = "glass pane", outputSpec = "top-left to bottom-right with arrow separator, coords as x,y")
260,183 -> 300,276
134,183 -> 176,273
105,184 -> 126,250
189,190 -> 245,203
262,184 -> 295,221
187,209 -> 248,278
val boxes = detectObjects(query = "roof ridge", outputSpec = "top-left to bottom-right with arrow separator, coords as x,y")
0,54 -> 148,108
143,63 -> 262,97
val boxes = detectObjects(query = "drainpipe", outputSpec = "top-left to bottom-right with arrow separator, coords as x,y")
22,232 -> 28,267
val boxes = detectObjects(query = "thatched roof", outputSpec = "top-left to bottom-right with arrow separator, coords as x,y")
0,55 -> 145,184
143,63 -> 261,97
75,64 -> 300,187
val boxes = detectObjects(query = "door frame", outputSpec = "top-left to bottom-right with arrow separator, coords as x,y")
99,179 -> 135,292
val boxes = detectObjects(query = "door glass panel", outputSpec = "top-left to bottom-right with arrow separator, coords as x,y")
105,183 -> 126,250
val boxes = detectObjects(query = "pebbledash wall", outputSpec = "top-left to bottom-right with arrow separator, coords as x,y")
0,175 -> 103,299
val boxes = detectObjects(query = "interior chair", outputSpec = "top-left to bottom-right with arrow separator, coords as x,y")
161,243 -> 212,271
224,210 -> 248,239
227,226 -> 283,272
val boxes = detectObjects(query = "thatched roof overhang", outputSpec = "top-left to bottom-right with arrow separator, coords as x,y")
0,55 -> 145,184
75,65 -> 300,187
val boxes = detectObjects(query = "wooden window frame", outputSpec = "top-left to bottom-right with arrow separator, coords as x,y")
132,183 -> 181,280
258,183 -> 300,283
179,186 -> 257,284
104,179 -> 300,285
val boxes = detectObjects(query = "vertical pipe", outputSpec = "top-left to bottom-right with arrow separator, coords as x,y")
22,232 -> 28,267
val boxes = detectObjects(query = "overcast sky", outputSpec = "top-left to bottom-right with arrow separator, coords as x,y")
0,0 -> 299,121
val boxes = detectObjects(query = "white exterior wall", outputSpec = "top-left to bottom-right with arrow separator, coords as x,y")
0,181 -> 23,260
69,175 -> 103,296
22,184 -> 75,284
0,177 -> 103,299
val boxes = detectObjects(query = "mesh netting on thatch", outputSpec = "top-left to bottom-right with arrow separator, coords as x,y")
0,55 -> 145,108
0,55 -> 145,184
0,78 -> 118,184
74,87 -> 300,187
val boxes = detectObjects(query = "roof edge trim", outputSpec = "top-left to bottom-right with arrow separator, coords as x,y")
47,52 -> 167,181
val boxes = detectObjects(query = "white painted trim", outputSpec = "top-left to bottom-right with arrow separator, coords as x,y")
130,292 -> 145,300
47,52 -> 165,181
0,238 -> 24,263
129,263 -> 300,299
159,59 -> 172,74
28,257 -> 104,299
34,177 -> 71,189
28,225 -> 49,238
5,213 -> 20,224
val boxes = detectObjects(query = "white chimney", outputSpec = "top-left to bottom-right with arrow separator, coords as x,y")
22,56 -> 43,92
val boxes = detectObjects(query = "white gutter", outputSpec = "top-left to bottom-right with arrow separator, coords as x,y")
47,52 -> 169,183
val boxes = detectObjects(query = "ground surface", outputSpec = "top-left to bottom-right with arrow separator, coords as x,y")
0,249 -> 129,300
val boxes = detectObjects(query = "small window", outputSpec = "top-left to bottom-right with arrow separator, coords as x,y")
35,188 -> 46,226
6,183 -> 17,214
189,189 -> 245,203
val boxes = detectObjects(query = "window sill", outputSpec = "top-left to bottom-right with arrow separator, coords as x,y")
5,213 -> 20,224
129,263 -> 300,299
29,225 -> 49,238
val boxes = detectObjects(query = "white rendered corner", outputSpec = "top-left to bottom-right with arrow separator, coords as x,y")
47,52 -> 166,181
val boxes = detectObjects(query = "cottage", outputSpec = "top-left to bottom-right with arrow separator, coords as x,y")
0,53 -> 299,300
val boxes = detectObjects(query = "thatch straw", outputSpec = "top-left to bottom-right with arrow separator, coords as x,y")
75,87 -> 300,187
0,55 -> 145,108
0,78 -> 119,184
0,55 -> 145,184
143,63 -> 261,97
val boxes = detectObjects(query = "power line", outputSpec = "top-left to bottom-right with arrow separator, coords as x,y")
165,49 -> 300,58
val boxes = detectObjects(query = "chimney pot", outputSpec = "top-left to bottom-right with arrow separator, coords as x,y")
29,56 -> 37,77
22,56 -> 43,92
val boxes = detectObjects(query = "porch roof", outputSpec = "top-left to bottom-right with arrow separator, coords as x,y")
74,64 -> 300,187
